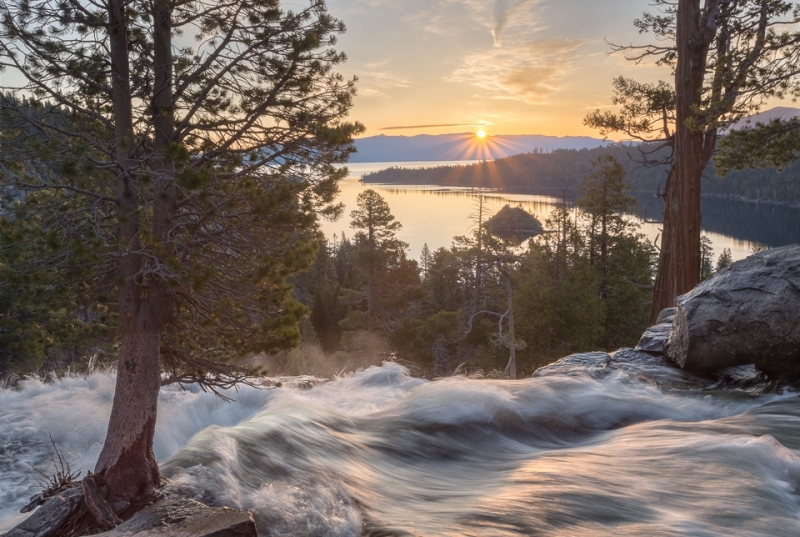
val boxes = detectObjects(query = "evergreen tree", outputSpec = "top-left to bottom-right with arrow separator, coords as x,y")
586,0 -> 800,323
294,239 -> 345,352
716,248 -> 733,272
346,190 -> 421,332
0,0 -> 361,507
577,156 -> 654,349
422,247 -> 467,314
420,243 -> 433,280
515,202 -> 603,370
700,236 -> 715,281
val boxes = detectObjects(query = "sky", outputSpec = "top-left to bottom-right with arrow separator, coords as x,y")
315,0 -> 671,138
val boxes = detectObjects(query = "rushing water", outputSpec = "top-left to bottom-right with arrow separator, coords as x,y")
2,356 -> 800,536
323,163 -> 800,264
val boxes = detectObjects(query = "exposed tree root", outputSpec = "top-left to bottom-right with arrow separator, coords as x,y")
83,474 -> 121,530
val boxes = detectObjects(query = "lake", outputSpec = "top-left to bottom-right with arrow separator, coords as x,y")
322,162 -> 800,263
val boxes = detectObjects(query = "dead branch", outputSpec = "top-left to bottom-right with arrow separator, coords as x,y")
21,434 -> 82,513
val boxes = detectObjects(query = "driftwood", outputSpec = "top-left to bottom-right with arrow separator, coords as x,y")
666,245 -> 800,378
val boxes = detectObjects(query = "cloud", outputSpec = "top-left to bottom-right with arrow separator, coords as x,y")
450,39 -> 582,104
356,66 -> 413,99
491,0 -> 542,45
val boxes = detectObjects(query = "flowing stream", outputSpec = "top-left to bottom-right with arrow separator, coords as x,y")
2,355 -> 800,536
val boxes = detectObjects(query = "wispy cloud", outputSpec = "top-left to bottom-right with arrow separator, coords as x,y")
450,39 -> 582,104
491,0 -> 543,45
356,66 -> 413,99
379,123 -> 491,131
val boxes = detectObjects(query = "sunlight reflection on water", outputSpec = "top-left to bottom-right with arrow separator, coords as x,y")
323,164 -> 800,262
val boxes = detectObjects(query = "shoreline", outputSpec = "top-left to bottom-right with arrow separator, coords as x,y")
358,179 -> 800,209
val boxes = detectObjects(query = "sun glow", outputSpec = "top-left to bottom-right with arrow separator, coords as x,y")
476,128 -> 487,139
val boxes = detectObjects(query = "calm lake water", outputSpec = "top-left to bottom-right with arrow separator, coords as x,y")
322,162 -> 800,263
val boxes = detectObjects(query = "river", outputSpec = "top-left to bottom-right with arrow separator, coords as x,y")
2,357 -> 800,536
322,162 -> 800,263
2,163 -> 800,536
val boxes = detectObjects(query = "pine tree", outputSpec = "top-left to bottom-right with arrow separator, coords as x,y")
0,0 -> 362,509
577,156 -> 654,349
716,248 -> 733,272
700,236 -> 715,281
586,0 -> 800,323
420,243 -> 433,280
348,190 -> 420,331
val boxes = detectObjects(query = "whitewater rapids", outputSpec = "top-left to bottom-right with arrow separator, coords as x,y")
2,354 -> 800,536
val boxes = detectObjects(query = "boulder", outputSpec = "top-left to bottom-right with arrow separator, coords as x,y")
95,499 -> 256,537
533,349 -> 710,390
635,322 -> 672,354
4,488 -> 84,537
656,307 -> 677,325
532,352 -> 612,378
665,245 -> 800,378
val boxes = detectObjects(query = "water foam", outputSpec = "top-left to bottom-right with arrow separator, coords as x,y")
1,361 -> 799,536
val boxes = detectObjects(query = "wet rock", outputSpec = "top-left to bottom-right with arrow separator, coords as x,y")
656,307 -> 677,325
666,245 -> 800,379
533,349 -> 671,378
610,348 -> 669,366
95,499 -> 256,537
274,375 -> 327,390
705,365 -> 771,393
533,352 -> 611,378
534,349 -> 711,391
635,322 -> 672,354
5,488 -> 83,537
609,348 -> 710,391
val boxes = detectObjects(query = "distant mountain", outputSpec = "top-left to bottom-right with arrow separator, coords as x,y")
350,133 -> 611,163
350,107 -> 800,163
725,106 -> 800,132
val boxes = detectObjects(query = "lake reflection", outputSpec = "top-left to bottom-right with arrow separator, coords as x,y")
321,176 -> 800,263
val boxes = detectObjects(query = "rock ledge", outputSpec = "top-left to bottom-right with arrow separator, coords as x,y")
96,499 -> 256,537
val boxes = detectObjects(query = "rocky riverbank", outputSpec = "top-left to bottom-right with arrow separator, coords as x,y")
4,492 -> 256,537
541,244 -> 800,391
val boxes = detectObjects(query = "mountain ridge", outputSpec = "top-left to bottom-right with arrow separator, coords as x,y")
352,107 -> 800,163
351,133 -> 611,163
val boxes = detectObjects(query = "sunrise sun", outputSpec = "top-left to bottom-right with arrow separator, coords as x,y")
476,128 -> 487,139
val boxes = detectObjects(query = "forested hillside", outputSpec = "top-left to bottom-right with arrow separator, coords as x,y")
362,144 -> 800,206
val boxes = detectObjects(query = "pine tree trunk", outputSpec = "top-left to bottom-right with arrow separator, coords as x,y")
95,306 -> 162,503
650,0 -> 711,324
367,268 -> 374,332
503,269 -> 516,380
151,0 -> 177,240
472,196 -> 484,312
96,0 -> 164,504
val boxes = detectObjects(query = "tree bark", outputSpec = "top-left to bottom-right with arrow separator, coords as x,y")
151,0 -> 177,242
96,0 -> 163,504
95,316 -> 162,503
650,0 -> 715,324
